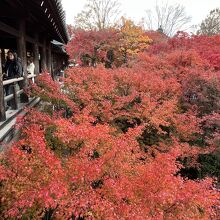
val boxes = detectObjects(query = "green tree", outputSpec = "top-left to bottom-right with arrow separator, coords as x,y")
198,8 -> 220,35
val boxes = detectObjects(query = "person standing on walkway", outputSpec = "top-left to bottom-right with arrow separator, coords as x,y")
4,50 -> 23,79
3,50 -> 23,109
27,57 -> 35,83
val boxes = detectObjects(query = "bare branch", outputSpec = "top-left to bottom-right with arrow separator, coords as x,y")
74,0 -> 121,30
144,1 -> 191,36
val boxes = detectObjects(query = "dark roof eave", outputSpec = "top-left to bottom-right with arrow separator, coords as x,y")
37,0 -> 69,44
49,0 -> 69,43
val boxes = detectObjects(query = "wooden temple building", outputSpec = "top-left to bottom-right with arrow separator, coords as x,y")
0,0 -> 69,143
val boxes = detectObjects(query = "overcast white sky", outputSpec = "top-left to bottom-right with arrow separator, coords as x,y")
62,0 -> 220,27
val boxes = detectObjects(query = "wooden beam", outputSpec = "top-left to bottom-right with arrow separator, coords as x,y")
3,0 -> 24,10
0,21 -> 20,37
0,21 -> 43,48
0,49 -> 6,122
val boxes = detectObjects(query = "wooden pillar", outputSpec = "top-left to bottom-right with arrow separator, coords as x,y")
17,19 -> 27,79
41,38 -> 47,71
51,52 -> 54,75
33,33 -> 40,75
47,41 -> 52,74
1,49 -> 6,66
17,19 -> 28,102
12,83 -> 19,110
0,49 -> 6,122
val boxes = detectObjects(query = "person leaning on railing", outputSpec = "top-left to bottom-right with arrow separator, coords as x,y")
3,50 -> 23,110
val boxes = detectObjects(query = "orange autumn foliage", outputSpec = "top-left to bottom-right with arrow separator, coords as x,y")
0,32 -> 220,219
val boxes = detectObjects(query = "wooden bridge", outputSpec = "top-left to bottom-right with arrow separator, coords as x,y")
0,0 -> 69,146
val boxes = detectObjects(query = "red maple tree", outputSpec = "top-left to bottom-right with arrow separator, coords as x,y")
1,31 -> 220,219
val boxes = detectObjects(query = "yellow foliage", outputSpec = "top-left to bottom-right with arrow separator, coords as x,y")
118,17 -> 152,56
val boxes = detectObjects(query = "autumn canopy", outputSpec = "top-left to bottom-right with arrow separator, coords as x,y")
0,11 -> 220,220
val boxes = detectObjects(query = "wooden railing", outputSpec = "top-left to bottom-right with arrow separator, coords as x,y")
0,74 -> 36,122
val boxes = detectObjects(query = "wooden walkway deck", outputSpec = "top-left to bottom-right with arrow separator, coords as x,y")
0,97 -> 40,150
